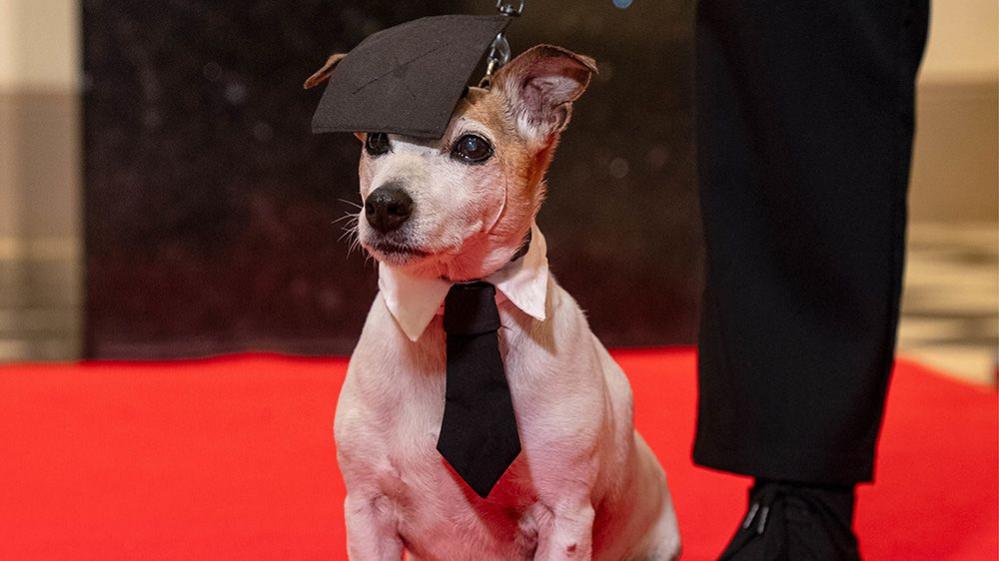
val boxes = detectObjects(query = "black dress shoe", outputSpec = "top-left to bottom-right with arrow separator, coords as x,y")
718,480 -> 861,561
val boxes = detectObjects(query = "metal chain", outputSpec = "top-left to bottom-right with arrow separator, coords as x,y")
480,0 -> 526,87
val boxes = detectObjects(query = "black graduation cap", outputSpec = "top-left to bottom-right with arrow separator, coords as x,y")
306,15 -> 511,139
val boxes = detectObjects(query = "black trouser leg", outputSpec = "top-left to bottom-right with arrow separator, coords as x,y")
693,0 -> 930,485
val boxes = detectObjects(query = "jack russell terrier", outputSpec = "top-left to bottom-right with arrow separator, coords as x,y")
309,44 -> 680,561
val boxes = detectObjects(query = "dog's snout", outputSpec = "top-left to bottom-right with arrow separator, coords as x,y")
365,183 -> 413,233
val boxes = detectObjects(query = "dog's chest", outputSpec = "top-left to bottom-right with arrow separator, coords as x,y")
341,309 -> 548,558
360,378 -> 542,561
360,308 -> 534,491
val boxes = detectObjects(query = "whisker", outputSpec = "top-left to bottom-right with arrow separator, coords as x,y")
339,221 -> 364,259
332,211 -> 359,225
338,227 -> 357,243
331,201 -> 372,262
338,198 -> 364,210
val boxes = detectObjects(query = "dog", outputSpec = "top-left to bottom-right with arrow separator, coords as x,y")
310,45 -> 681,561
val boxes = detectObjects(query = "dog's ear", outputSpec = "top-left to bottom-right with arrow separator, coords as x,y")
492,45 -> 597,142
303,53 -> 347,89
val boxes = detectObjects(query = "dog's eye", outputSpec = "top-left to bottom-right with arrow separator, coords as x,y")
451,134 -> 493,164
365,133 -> 391,156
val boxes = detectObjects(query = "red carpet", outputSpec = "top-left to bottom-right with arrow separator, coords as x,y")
1,349 -> 995,560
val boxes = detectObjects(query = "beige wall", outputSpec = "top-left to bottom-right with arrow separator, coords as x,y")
909,0 -> 999,223
0,0 -> 80,92
920,0 -> 998,85
0,0 -> 81,245
0,0 -> 82,360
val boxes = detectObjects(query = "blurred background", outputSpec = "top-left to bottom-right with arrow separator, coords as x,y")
0,0 -> 996,385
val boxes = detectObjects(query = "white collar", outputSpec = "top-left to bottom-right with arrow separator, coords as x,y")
378,223 -> 549,342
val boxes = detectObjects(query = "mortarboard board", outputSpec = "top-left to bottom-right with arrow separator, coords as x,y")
307,15 -> 512,139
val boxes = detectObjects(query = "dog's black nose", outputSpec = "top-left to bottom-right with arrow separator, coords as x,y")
364,183 -> 413,233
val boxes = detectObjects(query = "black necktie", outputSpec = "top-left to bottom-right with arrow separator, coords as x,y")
436,282 -> 521,498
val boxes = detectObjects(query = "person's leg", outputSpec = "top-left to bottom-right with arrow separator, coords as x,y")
694,0 -> 930,557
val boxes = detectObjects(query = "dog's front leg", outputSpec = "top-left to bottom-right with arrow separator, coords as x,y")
344,492 -> 403,561
534,497 -> 596,561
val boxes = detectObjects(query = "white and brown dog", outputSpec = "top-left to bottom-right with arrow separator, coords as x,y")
312,45 -> 680,561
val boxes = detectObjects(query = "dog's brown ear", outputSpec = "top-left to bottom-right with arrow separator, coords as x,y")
304,53 -> 347,90
492,45 -> 597,141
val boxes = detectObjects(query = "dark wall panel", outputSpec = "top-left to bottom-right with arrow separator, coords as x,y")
83,0 -> 699,359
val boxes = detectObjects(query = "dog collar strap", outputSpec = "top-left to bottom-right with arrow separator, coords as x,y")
508,229 -> 532,263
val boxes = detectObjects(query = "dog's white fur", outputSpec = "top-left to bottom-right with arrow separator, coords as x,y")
322,45 -> 681,561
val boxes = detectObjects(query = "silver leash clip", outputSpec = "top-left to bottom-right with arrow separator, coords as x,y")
481,0 -> 526,88
496,0 -> 525,16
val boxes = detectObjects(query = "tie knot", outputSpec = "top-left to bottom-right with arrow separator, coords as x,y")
444,282 -> 501,336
